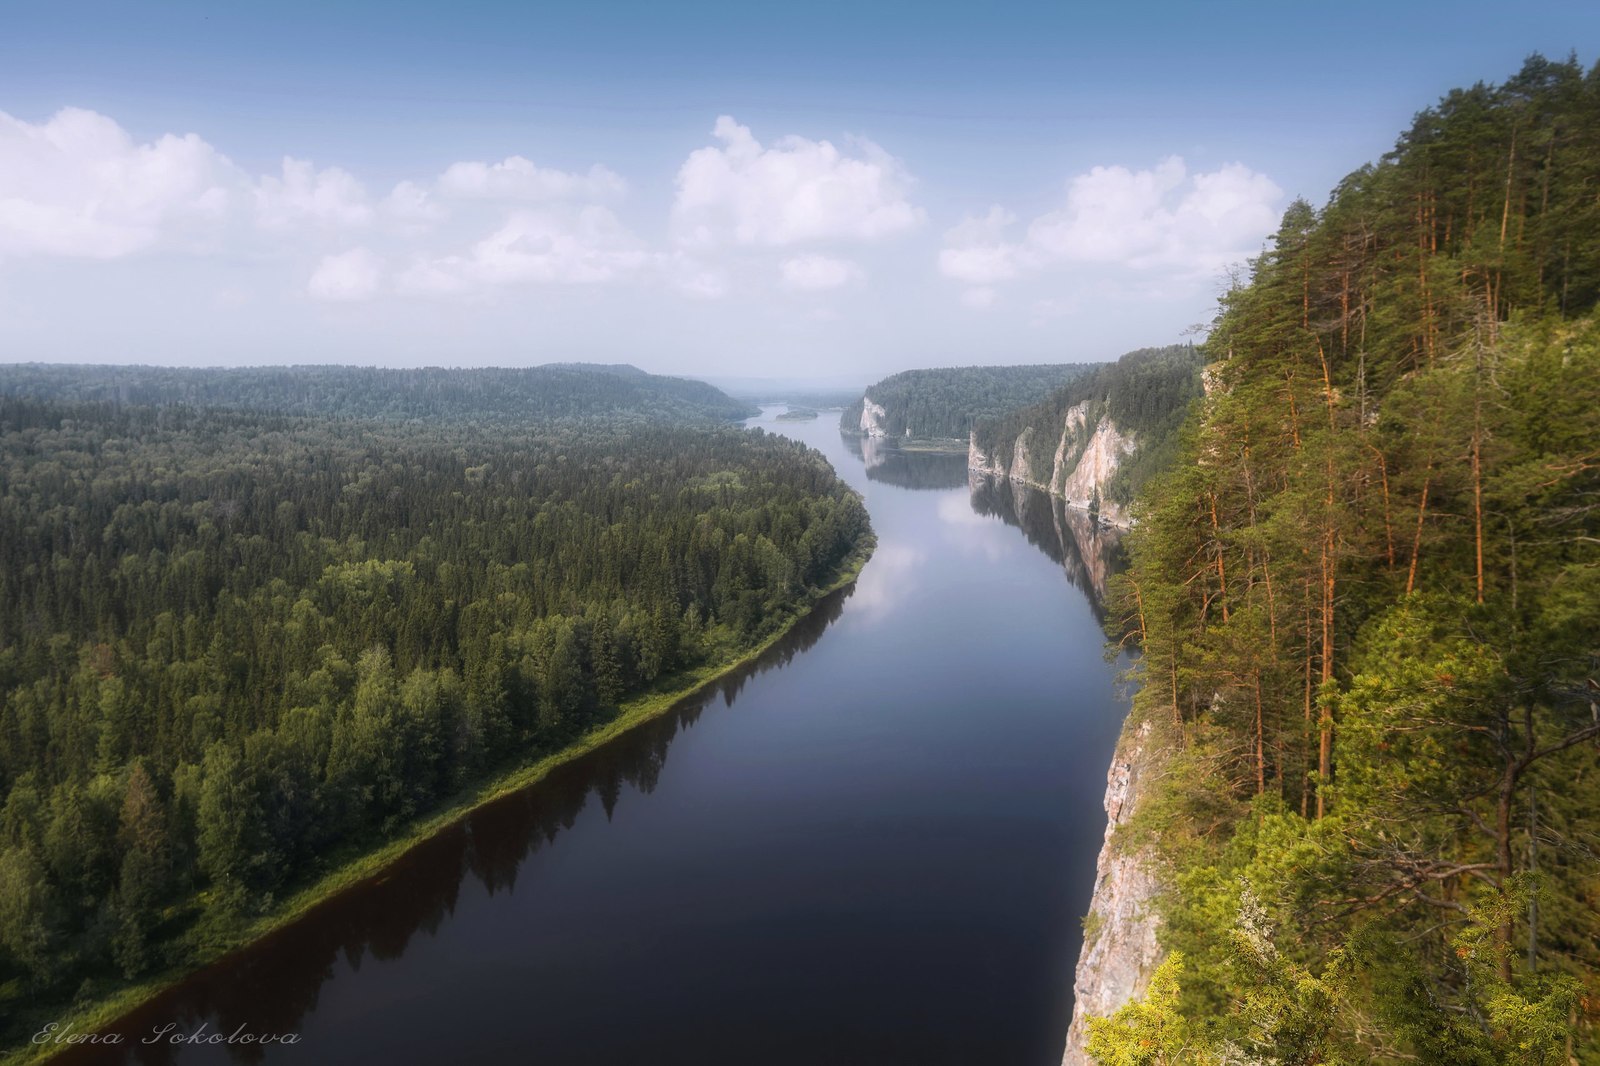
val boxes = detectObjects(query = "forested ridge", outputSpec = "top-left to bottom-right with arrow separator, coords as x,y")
971,344 -> 1205,508
0,363 -> 758,427
1090,55 -> 1600,1063
0,375 -> 868,1049
840,363 -> 1099,442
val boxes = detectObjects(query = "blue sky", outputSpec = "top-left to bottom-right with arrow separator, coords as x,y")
2,1 -> 1596,377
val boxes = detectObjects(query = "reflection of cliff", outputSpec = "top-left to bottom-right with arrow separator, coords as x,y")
55,585 -> 854,1066
967,471 -> 1124,612
841,431 -> 970,491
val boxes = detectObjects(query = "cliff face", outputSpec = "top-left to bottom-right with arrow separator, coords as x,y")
858,398 -> 890,438
967,403 -> 1138,528
1061,718 -> 1164,1065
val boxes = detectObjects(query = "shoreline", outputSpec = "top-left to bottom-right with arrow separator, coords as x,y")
6,536 -> 874,1066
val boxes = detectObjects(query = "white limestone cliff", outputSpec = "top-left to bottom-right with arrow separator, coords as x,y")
1061,718 -> 1164,1065
967,402 -> 1138,529
859,398 -> 890,439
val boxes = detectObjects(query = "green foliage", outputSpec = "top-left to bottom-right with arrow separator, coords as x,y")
1088,954 -> 1222,1066
1096,54 -> 1600,1061
0,378 -> 868,1029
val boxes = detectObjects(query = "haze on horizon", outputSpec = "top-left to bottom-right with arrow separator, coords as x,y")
2,0 -> 1596,379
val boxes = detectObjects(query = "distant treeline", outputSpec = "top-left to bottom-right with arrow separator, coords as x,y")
0,369 -> 867,1043
840,363 -> 1099,441
0,362 -> 759,426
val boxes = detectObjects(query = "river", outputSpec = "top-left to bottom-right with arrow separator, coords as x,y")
48,407 -> 1130,1066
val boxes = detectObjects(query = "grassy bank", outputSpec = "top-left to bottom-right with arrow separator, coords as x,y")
892,437 -> 968,453
842,431 -> 969,453
5,536 -> 874,1065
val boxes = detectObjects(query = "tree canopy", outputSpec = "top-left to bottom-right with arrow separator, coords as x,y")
841,363 -> 1100,442
1094,53 -> 1600,1064
0,376 -> 867,1048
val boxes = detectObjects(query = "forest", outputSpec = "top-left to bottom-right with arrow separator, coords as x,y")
0,371 -> 869,1047
0,363 -> 758,427
1090,55 -> 1600,1063
971,344 -> 1205,508
839,363 -> 1099,443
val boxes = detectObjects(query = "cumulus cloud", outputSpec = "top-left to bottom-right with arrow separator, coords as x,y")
398,206 -> 649,295
937,158 -> 1282,304
0,107 -> 234,258
1027,157 -> 1281,272
437,157 -> 625,201
308,247 -> 383,301
937,206 -> 1020,285
779,254 -> 863,291
664,254 -> 729,300
382,180 -> 444,225
255,157 -> 373,229
672,116 -> 923,248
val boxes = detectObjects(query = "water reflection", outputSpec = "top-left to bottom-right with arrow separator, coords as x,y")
52,588 -> 852,1066
966,473 -> 1125,617
840,432 -> 970,491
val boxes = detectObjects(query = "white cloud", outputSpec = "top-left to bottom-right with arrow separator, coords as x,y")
937,158 -> 1281,295
437,157 -> 625,201
939,245 -> 1019,285
943,205 -> 1015,247
672,116 -> 923,248
665,255 -> 728,300
779,254 -> 863,291
0,107 -> 234,258
382,180 -> 445,225
398,206 -> 648,295
255,157 -> 373,229
1026,157 -> 1280,273
308,247 -> 383,301
937,205 -> 1020,285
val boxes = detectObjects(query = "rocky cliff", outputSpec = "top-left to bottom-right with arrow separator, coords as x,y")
967,402 -> 1138,528
1061,717 -> 1164,1065
858,397 -> 890,438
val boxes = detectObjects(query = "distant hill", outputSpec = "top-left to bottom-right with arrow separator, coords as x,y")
0,363 -> 758,425
840,363 -> 1100,445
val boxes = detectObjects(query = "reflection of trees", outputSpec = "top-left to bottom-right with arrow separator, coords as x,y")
967,472 -> 1125,615
845,433 -> 969,490
55,582 -> 857,1066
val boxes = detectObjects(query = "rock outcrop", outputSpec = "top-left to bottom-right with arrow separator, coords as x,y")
967,403 -> 1138,528
1061,717 -> 1164,1065
859,398 -> 890,439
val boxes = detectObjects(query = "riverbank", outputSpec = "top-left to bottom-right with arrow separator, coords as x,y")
5,536 -> 875,1066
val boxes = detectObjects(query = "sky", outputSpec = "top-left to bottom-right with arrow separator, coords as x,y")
2,2 -> 1597,379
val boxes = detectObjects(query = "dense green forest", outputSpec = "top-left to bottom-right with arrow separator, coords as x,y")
972,344 -> 1205,507
0,374 -> 868,1046
1090,55 -> 1600,1063
839,363 -> 1099,443
0,363 -> 758,427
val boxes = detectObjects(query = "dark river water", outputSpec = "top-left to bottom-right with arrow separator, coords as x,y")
50,408 -> 1130,1066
